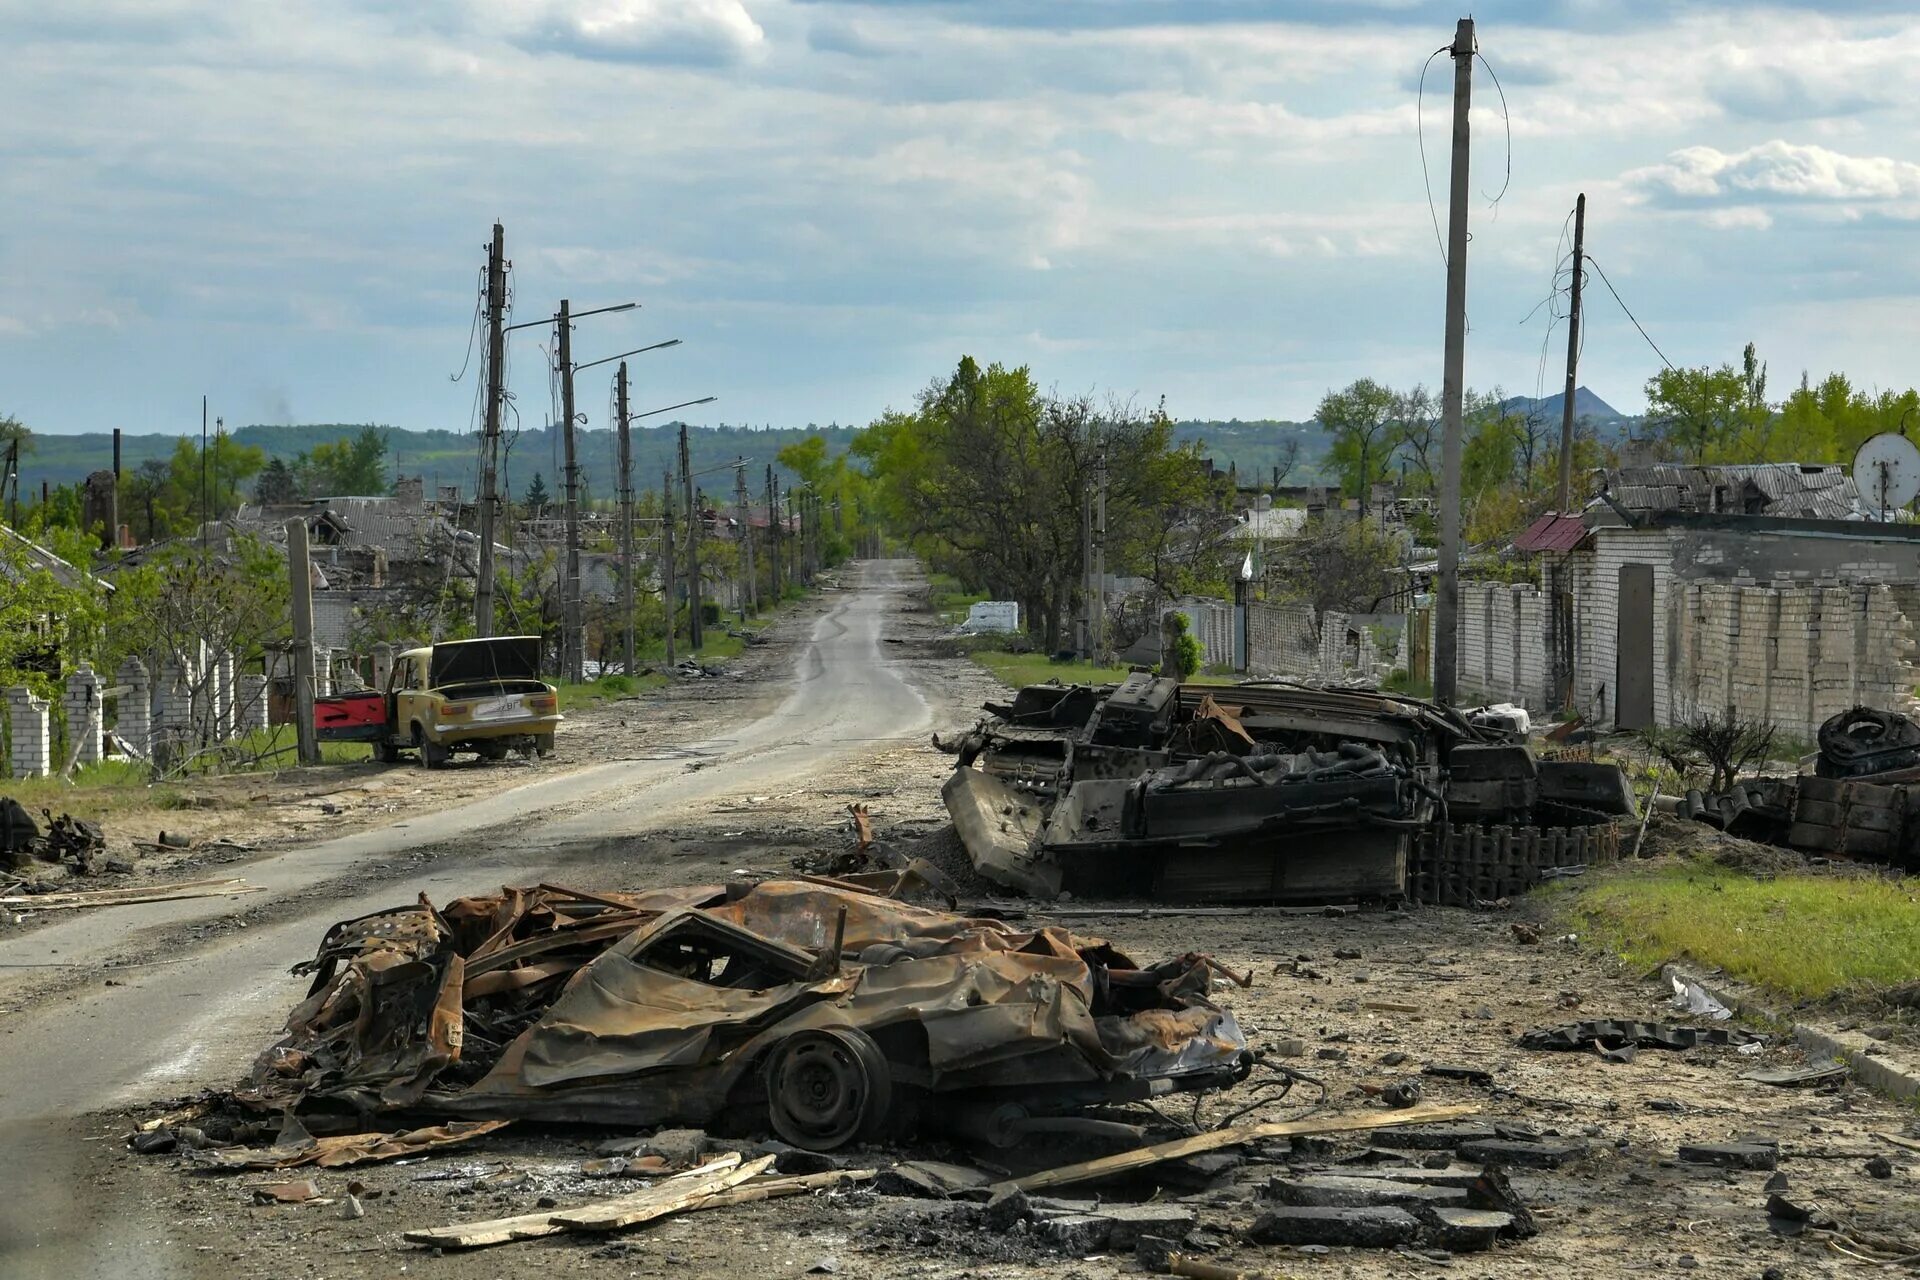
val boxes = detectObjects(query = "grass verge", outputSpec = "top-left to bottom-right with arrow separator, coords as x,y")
1570,858 -> 1920,1003
969,650 -> 1238,690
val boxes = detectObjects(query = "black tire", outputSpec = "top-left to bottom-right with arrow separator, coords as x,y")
475,741 -> 508,762
764,1027 -> 892,1151
374,739 -> 402,764
533,733 -> 555,758
412,723 -> 450,769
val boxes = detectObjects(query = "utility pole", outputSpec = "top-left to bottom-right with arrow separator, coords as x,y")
616,361 -> 636,677
1556,192 -> 1587,514
765,466 -> 781,601
1433,16 -> 1474,707
662,469 -> 677,666
679,423 -> 703,651
475,222 -> 506,637
557,299 -> 584,684
109,427 -> 121,549
1095,447 -> 1108,661
287,517 -> 321,766
1080,468 -> 1094,657
735,457 -> 756,617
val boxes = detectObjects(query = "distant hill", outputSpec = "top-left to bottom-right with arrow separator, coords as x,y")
1172,419 -> 1334,486
1497,385 -> 1623,424
9,422 -> 863,505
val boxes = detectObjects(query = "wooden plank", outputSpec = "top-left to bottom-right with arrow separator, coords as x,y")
0,878 -> 261,910
402,1151 -> 749,1250
683,1168 -> 874,1211
554,1154 -> 775,1230
994,1104 -> 1481,1195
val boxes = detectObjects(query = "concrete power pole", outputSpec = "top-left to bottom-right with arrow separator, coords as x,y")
475,222 -> 505,637
1556,193 -> 1587,515
765,466 -> 781,602
661,469 -> 677,666
558,300 -> 586,684
1095,448 -> 1108,661
735,458 -> 756,617
679,423 -> 703,651
616,361 -> 636,677
1433,17 -> 1474,707
286,517 -> 321,766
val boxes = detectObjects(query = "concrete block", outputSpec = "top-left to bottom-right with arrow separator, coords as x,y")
1247,1206 -> 1421,1248
1423,1206 -> 1514,1252
1456,1139 -> 1588,1169
1267,1175 -> 1468,1210
1677,1142 -> 1777,1171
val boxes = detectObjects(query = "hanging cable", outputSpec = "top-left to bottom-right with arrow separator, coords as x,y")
1586,255 -> 1677,371
1414,44 -> 1451,269
1472,48 -> 1512,208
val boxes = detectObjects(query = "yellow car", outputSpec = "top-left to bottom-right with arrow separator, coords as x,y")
314,636 -> 561,766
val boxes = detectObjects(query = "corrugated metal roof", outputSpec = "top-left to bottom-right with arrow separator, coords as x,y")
1603,463 -> 1863,520
1513,513 -> 1589,553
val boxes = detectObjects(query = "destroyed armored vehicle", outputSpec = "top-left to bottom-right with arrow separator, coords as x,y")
242,877 -> 1250,1151
945,674 -> 1633,904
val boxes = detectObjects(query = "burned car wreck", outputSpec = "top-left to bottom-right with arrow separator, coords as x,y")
241,876 -> 1251,1151
943,674 -> 1634,905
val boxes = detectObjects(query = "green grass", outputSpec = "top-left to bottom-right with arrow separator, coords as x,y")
970,650 -> 1238,690
1571,858 -> 1920,1002
927,572 -> 989,627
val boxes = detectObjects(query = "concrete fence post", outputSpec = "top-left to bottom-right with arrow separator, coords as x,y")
62,662 -> 104,770
214,651 -> 236,740
7,687 -> 51,780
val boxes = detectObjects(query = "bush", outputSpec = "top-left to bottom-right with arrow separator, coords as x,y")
1160,613 -> 1202,681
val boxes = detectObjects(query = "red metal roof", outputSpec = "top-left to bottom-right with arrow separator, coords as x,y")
1513,513 -> 1589,553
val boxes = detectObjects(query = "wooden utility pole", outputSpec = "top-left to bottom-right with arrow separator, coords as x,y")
662,469 -> 677,666
679,424 -> 703,651
558,299 -> 584,684
1556,193 -> 1587,514
616,361 -> 635,677
475,222 -> 506,637
735,458 -> 756,616
1433,17 -> 1474,706
286,517 -> 321,766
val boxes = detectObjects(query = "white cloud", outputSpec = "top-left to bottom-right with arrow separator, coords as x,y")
1629,140 -> 1920,203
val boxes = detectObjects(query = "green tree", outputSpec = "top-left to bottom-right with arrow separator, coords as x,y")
298,426 -> 389,497
1317,379 -> 1402,503
522,471 -> 551,518
254,457 -> 300,505
1644,349 -> 1762,463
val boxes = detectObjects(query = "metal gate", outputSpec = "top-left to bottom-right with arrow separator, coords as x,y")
1615,563 -> 1655,729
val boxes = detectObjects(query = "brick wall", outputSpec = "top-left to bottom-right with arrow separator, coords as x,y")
1247,600 -> 1320,677
1447,581 -> 1554,710
1246,601 -> 1403,683
1659,579 -> 1917,739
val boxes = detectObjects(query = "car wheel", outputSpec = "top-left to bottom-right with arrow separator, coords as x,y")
374,739 -> 401,764
764,1027 -> 892,1151
412,724 -> 449,769
533,733 -> 555,758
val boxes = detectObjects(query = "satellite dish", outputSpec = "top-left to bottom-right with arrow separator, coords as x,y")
1853,433 -> 1920,519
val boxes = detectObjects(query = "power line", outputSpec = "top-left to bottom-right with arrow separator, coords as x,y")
1472,49 -> 1512,208
1586,254 -> 1676,371
1414,44 -> 1451,269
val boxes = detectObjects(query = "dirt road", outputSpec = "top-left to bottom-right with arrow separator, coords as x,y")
0,559 -> 969,1278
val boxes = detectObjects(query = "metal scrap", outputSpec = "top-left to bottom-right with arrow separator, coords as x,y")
234,877 -> 1251,1150
940,677 -> 1632,904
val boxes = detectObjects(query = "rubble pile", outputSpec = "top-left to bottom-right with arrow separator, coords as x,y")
941,675 -> 1635,905
1683,704 -> 1920,870
1,797 -> 115,877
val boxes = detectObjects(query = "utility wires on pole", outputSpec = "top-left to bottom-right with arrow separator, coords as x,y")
475,222 -> 507,638
1557,193 -> 1586,515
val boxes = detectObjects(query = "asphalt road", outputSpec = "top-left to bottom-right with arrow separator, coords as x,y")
0,560 -> 932,1278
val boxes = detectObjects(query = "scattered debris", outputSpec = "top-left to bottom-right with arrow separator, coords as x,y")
191,1120 -> 511,1170
1519,1020 -> 1761,1052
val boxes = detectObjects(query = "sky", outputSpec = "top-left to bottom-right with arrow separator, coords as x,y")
4,0 -> 1920,438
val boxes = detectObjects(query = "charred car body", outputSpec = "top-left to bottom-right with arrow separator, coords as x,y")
943,674 -> 1633,905
242,877 -> 1251,1151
